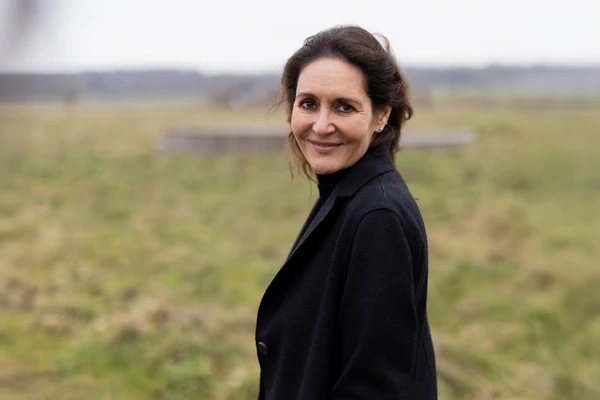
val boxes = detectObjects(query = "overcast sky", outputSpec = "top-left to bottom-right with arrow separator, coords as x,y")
0,0 -> 598,73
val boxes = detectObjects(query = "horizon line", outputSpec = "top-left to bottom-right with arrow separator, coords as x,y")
2,62 -> 600,76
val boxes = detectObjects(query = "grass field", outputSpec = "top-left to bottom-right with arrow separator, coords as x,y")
0,99 -> 599,399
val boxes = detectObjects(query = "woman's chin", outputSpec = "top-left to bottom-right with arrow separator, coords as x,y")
310,160 -> 341,175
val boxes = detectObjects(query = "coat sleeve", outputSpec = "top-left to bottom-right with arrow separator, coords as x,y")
332,208 -> 420,399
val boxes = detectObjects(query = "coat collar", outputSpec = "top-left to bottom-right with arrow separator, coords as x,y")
334,152 -> 396,198
287,152 -> 395,261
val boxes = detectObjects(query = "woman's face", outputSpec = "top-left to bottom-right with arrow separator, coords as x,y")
291,57 -> 390,175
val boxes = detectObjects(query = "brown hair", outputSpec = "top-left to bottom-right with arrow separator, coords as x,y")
280,25 -> 413,180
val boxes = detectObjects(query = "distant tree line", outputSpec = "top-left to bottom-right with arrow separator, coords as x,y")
0,66 -> 599,103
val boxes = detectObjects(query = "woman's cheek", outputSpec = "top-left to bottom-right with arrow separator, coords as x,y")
291,114 -> 309,138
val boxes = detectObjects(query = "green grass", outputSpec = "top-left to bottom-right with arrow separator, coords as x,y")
0,100 -> 599,399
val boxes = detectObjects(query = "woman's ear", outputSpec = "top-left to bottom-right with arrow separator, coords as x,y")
376,104 -> 392,130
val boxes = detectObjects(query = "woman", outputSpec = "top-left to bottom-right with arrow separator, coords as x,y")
256,25 -> 437,399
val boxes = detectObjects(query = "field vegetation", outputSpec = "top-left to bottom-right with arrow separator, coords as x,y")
0,97 -> 599,399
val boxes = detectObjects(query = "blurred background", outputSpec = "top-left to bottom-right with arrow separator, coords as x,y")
1,0 -> 599,399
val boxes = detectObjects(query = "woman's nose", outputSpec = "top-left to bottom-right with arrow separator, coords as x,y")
313,110 -> 335,136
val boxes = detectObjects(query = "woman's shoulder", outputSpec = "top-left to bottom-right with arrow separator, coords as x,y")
344,168 -> 426,239
348,167 -> 418,212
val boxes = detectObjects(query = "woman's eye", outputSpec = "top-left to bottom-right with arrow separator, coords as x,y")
337,104 -> 354,113
300,100 -> 316,109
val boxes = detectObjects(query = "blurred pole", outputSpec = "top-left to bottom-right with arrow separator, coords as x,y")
0,0 -> 41,63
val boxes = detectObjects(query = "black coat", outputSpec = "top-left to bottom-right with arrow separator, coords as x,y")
256,153 -> 437,399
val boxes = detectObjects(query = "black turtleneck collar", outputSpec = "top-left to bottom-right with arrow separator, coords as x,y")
316,167 -> 348,203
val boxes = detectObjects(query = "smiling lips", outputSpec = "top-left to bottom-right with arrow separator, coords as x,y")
310,140 -> 341,154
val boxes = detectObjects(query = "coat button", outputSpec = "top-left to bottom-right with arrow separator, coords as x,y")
257,341 -> 269,356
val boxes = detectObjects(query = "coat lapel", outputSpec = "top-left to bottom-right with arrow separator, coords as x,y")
287,191 -> 337,261
288,199 -> 320,258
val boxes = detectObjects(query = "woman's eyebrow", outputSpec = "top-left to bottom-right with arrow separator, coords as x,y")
296,92 -> 362,106
296,92 -> 315,99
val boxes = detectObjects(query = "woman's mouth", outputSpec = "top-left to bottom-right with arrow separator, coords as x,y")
310,141 -> 341,154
